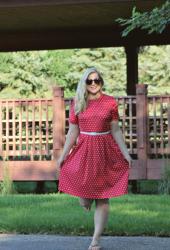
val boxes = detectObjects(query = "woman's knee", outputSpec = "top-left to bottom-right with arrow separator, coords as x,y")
95,198 -> 109,207
79,197 -> 94,209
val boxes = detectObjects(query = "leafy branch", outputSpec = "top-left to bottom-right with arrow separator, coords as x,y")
116,1 -> 170,37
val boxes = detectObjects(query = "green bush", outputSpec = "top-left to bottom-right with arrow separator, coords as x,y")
158,159 -> 170,194
0,161 -> 17,195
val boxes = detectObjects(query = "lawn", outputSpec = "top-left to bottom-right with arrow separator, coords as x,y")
0,194 -> 170,236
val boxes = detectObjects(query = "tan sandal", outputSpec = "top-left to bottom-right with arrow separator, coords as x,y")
88,244 -> 102,250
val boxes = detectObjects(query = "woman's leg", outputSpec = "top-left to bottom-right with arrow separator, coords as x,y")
79,197 -> 94,211
89,199 -> 109,249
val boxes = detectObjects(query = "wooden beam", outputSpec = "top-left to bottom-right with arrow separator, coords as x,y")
0,0 -> 159,7
0,26 -> 169,52
147,159 -> 169,179
1,159 -> 164,181
129,160 -> 147,180
0,161 -> 57,181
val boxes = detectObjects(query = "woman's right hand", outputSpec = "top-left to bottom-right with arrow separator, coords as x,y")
56,157 -> 65,172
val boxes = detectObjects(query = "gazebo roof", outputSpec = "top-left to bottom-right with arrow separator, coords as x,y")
0,0 -> 169,51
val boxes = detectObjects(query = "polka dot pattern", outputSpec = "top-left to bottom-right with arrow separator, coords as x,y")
59,93 -> 129,199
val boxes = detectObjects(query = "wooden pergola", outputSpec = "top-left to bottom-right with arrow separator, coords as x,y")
0,0 -> 169,94
0,1 -> 170,188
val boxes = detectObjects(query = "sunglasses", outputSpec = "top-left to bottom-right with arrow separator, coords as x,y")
86,78 -> 101,85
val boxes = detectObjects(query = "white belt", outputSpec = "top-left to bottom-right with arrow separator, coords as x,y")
80,131 -> 111,136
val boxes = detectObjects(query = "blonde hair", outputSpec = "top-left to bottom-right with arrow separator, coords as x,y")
74,67 -> 104,115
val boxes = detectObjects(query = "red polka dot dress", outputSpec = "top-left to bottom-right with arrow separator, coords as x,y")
59,93 -> 129,199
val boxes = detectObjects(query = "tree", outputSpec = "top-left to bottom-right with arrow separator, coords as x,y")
0,46 -> 170,98
65,47 -> 126,97
0,49 -> 75,99
46,49 -> 74,97
0,51 -> 53,98
116,1 -> 170,37
139,46 -> 170,94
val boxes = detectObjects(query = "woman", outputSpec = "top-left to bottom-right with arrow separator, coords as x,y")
58,67 -> 132,250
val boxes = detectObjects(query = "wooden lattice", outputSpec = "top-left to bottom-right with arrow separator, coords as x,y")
148,96 -> 170,157
0,99 -> 53,161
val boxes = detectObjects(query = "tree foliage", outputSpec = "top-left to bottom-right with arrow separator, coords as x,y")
0,50 -> 75,99
0,46 -> 170,98
46,49 -> 74,97
0,51 -> 53,98
139,46 -> 170,94
65,47 -> 126,97
65,46 -> 170,96
116,1 -> 170,36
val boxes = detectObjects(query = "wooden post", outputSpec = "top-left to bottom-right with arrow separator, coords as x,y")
168,104 -> 170,155
0,101 -> 2,158
125,45 -> 139,95
125,46 -> 139,190
136,84 -> 148,179
125,45 -> 138,146
52,86 -> 65,179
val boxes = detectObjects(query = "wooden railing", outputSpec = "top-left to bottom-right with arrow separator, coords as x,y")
0,99 -> 53,160
0,87 -> 65,181
148,95 -> 170,157
0,84 -> 170,181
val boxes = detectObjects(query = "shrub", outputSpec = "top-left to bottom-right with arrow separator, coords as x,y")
0,161 -> 17,195
158,158 -> 170,194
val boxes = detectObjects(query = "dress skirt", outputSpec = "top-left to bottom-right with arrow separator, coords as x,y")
59,93 -> 129,199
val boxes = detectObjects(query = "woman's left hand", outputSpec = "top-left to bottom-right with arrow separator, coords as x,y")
125,155 -> 133,168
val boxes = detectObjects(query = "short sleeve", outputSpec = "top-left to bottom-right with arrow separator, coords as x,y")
111,99 -> 119,121
69,100 -> 78,124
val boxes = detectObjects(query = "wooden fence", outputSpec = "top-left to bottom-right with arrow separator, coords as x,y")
0,84 -> 170,181
0,87 -> 65,181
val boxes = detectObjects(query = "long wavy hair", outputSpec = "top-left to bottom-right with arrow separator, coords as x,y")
74,67 -> 104,115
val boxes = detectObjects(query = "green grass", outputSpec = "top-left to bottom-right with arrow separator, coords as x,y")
0,194 -> 170,236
